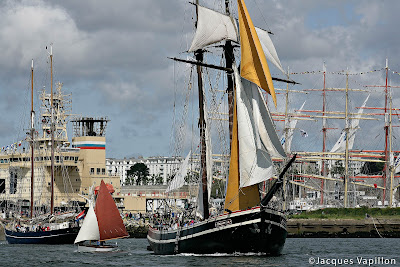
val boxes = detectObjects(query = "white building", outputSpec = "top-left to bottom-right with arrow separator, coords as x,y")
106,156 -> 183,186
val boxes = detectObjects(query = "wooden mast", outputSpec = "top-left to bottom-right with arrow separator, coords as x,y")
321,62 -> 327,205
50,45 -> 55,214
30,59 -> 34,219
224,0 -> 234,146
389,88 -> 394,207
383,59 -> 389,204
344,70 -> 350,207
195,0 -> 209,219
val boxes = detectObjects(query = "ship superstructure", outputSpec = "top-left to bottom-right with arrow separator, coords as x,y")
0,83 -> 117,216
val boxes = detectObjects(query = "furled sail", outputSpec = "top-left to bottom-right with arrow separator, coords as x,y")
95,180 -> 129,241
238,0 -> 277,107
280,101 -> 306,153
330,95 -> 370,153
189,5 -> 238,52
74,203 -> 99,244
234,65 -> 277,187
166,151 -> 191,193
205,106 -> 213,199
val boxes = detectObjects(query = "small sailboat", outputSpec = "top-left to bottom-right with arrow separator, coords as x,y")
74,180 -> 129,252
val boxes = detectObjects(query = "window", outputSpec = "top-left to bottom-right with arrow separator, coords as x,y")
90,168 -> 94,175
102,168 -> 105,175
75,157 -> 78,163
9,173 -> 17,194
0,179 -> 5,194
97,168 -> 100,174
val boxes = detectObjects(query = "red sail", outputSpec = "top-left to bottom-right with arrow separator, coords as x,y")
95,180 -> 129,241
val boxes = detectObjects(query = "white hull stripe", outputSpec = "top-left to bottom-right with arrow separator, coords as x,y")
148,218 -> 286,244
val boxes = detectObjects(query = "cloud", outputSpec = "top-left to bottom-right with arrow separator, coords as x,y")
1,0 -> 400,159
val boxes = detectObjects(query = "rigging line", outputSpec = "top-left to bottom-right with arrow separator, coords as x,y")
369,215 -> 384,238
252,0 -> 272,33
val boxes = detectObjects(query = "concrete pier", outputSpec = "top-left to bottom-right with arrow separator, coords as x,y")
287,218 -> 400,238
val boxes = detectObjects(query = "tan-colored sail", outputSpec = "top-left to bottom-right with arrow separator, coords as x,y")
95,180 -> 129,241
224,93 -> 260,212
238,0 -> 277,107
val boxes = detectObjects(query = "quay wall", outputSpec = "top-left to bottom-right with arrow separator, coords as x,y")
287,218 -> 400,238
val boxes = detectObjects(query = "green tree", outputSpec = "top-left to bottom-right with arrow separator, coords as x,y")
154,174 -> 164,185
361,161 -> 385,175
331,161 -> 345,176
126,163 -> 149,185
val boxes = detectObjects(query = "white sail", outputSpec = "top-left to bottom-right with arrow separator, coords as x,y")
234,65 -> 277,187
189,6 -> 285,76
74,204 -> 100,244
280,101 -> 306,153
205,103 -> 213,201
189,5 -> 238,52
255,27 -> 285,75
330,95 -> 370,153
166,151 -> 191,193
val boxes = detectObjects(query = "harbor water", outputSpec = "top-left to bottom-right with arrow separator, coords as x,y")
0,238 -> 398,267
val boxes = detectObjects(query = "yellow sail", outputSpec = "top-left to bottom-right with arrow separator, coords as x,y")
224,92 -> 260,212
238,0 -> 277,107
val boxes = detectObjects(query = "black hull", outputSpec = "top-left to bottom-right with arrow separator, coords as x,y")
147,207 -> 287,255
5,227 -> 79,244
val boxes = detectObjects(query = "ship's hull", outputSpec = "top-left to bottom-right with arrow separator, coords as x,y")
76,244 -> 116,252
5,226 -> 79,244
147,207 -> 287,255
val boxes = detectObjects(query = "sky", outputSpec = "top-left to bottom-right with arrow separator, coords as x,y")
1,0 -> 400,159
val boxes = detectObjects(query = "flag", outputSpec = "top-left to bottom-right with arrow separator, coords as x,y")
238,0 -> 277,107
75,210 -> 86,221
300,129 -> 308,137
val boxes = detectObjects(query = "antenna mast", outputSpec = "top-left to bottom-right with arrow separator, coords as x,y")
50,45 -> 55,214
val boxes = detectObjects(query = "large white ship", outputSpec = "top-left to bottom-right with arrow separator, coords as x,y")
0,82 -> 119,218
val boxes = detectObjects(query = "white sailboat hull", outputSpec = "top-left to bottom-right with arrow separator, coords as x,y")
76,243 -> 117,252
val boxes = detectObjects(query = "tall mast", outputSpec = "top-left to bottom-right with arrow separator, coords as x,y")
195,0 -> 209,219
383,59 -> 389,204
30,59 -> 35,219
343,70 -> 350,208
224,0 -> 234,145
321,62 -> 326,205
50,45 -> 55,214
389,89 -> 393,207
282,67 -> 290,210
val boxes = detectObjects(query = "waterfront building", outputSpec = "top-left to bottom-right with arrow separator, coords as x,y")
106,156 -> 183,186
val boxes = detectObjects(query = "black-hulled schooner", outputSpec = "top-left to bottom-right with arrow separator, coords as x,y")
147,0 -> 297,255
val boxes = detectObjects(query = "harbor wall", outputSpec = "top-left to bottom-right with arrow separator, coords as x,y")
287,218 -> 400,238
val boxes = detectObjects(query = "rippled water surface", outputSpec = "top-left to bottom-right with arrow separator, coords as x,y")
1,238 -> 398,266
